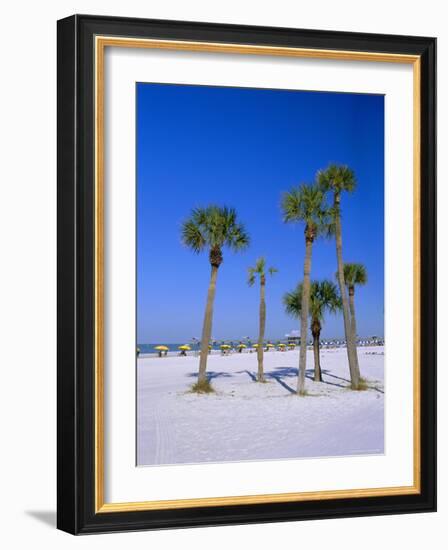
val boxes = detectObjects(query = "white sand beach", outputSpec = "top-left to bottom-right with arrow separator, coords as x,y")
137,346 -> 384,466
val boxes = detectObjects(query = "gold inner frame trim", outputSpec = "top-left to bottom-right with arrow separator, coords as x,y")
94,35 -> 421,514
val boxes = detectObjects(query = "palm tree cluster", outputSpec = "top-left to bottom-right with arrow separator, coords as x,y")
181,164 -> 368,394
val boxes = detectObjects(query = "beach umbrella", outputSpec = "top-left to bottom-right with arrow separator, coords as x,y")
253,343 -> 259,348
220,344 -> 231,349
154,345 -> 169,357
237,343 -> 247,348
277,343 -> 286,347
178,345 -> 191,351
266,343 -> 274,348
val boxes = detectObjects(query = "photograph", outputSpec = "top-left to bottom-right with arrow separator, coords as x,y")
136,82 -> 385,467
55,12 -> 436,535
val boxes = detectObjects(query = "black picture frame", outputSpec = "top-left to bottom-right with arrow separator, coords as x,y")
57,14 -> 436,534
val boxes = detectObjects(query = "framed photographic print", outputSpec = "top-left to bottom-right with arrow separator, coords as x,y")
57,14 -> 436,534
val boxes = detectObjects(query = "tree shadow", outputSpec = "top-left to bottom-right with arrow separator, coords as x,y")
261,366 -> 349,392
322,370 -> 384,393
322,370 -> 351,385
307,369 -> 348,388
261,367 -> 297,393
268,374 -> 296,394
237,370 -> 257,382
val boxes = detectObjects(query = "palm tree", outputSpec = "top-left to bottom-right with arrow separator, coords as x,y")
284,280 -> 342,382
182,206 -> 250,390
343,263 -> 368,346
281,184 -> 329,395
317,164 -> 361,389
248,257 -> 278,382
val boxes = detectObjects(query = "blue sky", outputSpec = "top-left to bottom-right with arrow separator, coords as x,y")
137,83 -> 384,343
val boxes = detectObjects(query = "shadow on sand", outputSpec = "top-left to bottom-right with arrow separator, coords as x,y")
238,366 -> 355,394
188,366 -> 384,394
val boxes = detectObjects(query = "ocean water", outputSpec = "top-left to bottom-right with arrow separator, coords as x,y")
136,339 -> 383,355
137,343 -> 200,354
136,342 -> 257,355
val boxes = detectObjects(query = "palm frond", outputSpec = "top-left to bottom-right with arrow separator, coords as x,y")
281,183 -> 330,235
317,163 -> 357,194
181,219 -> 206,253
247,267 -> 256,287
227,221 -> 250,252
248,257 -> 266,284
182,205 -> 250,256
283,284 -> 303,318
343,263 -> 368,287
284,280 -> 342,323
281,187 -> 303,223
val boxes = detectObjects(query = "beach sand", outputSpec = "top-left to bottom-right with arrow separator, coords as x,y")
137,346 -> 384,466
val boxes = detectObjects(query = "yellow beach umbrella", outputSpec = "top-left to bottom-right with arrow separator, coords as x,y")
154,345 -> 169,351
266,343 -> 275,348
278,343 -> 286,347
237,343 -> 247,348
178,345 -> 191,351
253,343 -> 259,347
220,344 -> 231,349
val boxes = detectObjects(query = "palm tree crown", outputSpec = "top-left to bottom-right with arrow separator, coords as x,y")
247,257 -> 278,286
284,280 -> 342,383
317,164 -> 357,196
283,280 -> 342,323
181,205 -> 250,265
281,184 -> 329,239
343,263 -> 368,289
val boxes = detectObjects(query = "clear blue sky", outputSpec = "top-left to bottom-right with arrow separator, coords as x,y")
137,83 -> 384,343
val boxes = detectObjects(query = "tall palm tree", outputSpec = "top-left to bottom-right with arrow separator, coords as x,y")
281,184 -> 329,395
248,257 -> 278,382
317,164 -> 361,389
283,280 -> 342,382
343,262 -> 368,346
182,206 -> 250,389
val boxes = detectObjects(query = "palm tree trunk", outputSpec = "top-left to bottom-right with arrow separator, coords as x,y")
297,236 -> 313,395
334,196 -> 360,389
198,265 -> 218,383
312,322 -> 322,382
257,279 -> 266,382
348,286 -> 358,348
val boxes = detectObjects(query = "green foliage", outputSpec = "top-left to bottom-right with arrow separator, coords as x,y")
281,183 -> 330,237
181,205 -> 250,255
343,263 -> 368,287
317,164 -> 357,195
247,256 -> 278,286
283,280 -> 342,323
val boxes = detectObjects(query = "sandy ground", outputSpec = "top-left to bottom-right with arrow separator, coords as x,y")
137,346 -> 384,466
